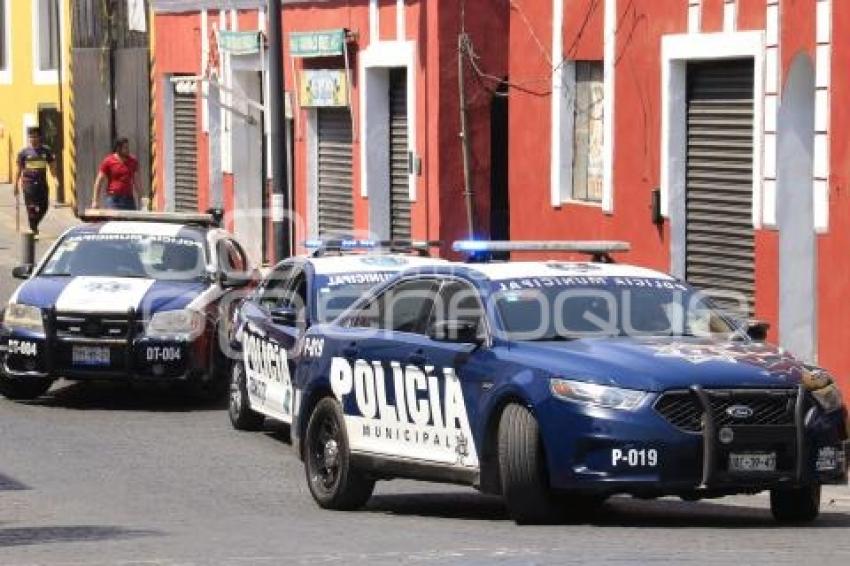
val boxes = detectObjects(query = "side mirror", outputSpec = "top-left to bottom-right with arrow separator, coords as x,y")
745,319 -> 770,342
270,306 -> 298,327
219,271 -> 253,289
430,320 -> 481,344
12,264 -> 33,279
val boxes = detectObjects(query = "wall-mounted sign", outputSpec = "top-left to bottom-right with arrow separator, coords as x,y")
290,29 -> 346,58
219,31 -> 262,55
299,70 -> 349,108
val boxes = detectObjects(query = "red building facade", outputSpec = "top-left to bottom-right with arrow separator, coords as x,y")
151,0 -> 850,390
507,0 -> 850,386
151,0 -> 509,265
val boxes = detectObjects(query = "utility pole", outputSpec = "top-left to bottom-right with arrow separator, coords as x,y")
107,0 -> 117,144
458,33 -> 476,239
268,0 -> 292,260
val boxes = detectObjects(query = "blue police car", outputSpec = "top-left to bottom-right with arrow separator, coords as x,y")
0,210 -> 256,401
228,240 -> 446,431
291,241 -> 849,524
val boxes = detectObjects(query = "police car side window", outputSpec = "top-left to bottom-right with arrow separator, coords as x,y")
429,280 -> 486,336
220,239 -> 247,274
348,278 -> 438,335
258,265 -> 294,310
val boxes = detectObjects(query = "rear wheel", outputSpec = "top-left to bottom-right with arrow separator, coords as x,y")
0,374 -> 53,401
304,397 -> 374,510
498,403 -> 562,524
770,484 -> 821,523
228,362 -> 264,431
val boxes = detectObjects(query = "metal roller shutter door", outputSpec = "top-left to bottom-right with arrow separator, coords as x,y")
686,60 -> 755,315
389,69 -> 411,240
317,109 -> 353,236
173,86 -> 198,212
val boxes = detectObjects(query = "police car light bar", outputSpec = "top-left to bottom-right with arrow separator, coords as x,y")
452,240 -> 631,262
81,209 -> 220,227
306,239 -> 442,257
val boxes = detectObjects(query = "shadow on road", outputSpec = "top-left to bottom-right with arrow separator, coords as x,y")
0,472 -> 29,491
20,380 -> 228,413
0,525 -> 157,548
366,492 -> 850,528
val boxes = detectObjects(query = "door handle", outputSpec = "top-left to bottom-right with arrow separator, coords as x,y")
342,343 -> 359,359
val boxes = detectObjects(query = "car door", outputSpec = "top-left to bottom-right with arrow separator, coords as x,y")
322,276 -> 484,467
418,277 -> 495,470
239,262 -> 298,421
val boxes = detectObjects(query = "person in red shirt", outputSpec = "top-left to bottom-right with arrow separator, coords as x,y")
91,137 -> 140,210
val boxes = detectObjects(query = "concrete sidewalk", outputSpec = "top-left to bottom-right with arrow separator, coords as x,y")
0,183 -> 79,303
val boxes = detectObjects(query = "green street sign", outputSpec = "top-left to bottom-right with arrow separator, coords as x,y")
219,31 -> 262,55
289,29 -> 346,58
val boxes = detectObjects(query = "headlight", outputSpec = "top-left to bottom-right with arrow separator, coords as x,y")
550,378 -> 647,411
3,304 -> 44,333
146,309 -> 205,339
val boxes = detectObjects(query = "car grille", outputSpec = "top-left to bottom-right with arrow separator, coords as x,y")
654,389 -> 797,433
54,313 -> 138,340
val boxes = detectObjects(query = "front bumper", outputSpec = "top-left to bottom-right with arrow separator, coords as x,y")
538,385 -> 848,497
0,311 -> 211,382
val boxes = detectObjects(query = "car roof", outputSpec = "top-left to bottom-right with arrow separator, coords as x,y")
306,254 -> 448,276
461,261 -> 675,281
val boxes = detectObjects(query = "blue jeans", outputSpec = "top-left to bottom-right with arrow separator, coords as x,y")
104,194 -> 136,210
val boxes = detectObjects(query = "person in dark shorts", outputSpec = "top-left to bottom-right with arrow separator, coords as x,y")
91,137 -> 140,210
14,127 -> 58,234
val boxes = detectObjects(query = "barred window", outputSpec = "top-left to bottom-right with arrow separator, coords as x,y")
571,61 -> 604,202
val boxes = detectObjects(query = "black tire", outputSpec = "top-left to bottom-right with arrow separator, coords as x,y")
304,397 -> 374,510
770,484 -> 821,523
0,374 -> 53,401
498,403 -> 562,524
228,362 -> 264,431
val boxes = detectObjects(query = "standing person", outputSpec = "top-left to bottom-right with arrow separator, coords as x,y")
14,127 -> 59,235
91,137 -> 140,210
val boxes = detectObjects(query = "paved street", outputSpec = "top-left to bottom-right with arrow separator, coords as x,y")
1,385 -> 850,566
1,184 -> 850,565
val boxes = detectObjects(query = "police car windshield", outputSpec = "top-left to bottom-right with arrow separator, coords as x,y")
313,272 -> 398,323
492,276 -> 738,341
40,233 -> 208,281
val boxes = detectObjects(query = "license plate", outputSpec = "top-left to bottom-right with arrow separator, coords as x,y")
729,452 -> 777,473
72,346 -> 111,367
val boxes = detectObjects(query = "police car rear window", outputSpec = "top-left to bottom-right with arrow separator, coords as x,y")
40,233 -> 207,281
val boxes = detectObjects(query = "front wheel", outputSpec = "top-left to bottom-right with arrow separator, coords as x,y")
304,397 -> 374,510
770,484 -> 821,523
228,362 -> 264,431
0,374 -> 53,401
498,403 -> 562,524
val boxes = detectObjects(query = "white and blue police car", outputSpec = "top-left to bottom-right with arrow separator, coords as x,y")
227,240 -> 447,431
291,241 -> 849,524
0,210 -> 256,401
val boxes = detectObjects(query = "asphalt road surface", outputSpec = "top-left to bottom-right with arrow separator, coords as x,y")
0,381 -> 849,566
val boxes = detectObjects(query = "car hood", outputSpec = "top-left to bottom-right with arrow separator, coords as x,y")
12,276 -> 211,316
505,337 -> 806,392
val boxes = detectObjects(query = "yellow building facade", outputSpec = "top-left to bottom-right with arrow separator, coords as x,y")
0,0 -> 73,204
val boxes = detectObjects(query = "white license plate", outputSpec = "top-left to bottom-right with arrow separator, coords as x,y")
729,452 -> 777,473
72,346 -> 111,367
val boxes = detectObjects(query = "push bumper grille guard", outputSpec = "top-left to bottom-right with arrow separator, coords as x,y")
689,384 -> 806,488
43,306 -> 138,375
